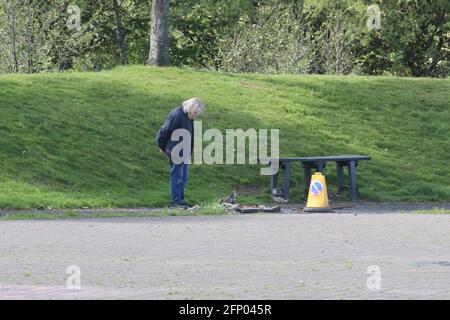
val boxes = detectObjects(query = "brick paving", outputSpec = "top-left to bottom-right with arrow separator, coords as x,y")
1,213 -> 449,299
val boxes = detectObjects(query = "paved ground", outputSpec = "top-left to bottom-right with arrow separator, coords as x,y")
1,211 -> 449,299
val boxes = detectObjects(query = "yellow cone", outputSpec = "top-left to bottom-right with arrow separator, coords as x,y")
304,172 -> 333,213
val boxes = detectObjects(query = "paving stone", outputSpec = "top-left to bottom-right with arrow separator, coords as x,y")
0,214 -> 449,299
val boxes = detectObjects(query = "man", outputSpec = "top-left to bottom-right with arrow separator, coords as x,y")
156,98 -> 205,208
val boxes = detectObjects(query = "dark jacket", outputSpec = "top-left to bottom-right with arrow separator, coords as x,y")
156,106 -> 194,157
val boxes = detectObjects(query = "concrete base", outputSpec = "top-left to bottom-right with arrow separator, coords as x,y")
303,207 -> 334,213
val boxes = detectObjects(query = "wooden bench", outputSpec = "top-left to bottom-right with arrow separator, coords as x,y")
269,155 -> 371,201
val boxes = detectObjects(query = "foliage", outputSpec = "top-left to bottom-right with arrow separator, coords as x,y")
0,0 -> 448,76
358,0 -> 450,77
218,1 -> 307,74
169,0 -> 250,69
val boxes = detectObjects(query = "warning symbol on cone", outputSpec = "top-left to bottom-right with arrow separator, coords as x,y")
310,180 -> 323,196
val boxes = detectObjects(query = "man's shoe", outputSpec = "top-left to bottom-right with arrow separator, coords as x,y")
180,202 -> 194,208
171,203 -> 190,209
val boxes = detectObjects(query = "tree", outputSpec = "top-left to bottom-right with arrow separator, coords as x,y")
359,0 -> 450,77
112,0 -> 127,65
147,0 -> 169,66
3,0 -> 20,73
0,0 -> 448,76
218,0 -> 310,74
169,0 -> 256,69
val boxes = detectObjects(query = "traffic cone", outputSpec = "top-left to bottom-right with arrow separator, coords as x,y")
304,172 -> 333,213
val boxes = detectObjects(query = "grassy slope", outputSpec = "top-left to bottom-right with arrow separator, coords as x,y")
0,66 -> 449,209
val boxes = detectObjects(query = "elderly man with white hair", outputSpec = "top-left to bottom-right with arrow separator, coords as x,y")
156,98 -> 205,208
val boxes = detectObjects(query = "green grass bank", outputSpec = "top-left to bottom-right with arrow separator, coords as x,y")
0,66 -> 449,209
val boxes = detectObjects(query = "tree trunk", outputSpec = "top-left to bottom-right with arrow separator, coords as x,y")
8,4 -> 19,73
113,0 -> 127,65
26,1 -> 34,73
147,0 -> 169,66
292,0 -> 304,70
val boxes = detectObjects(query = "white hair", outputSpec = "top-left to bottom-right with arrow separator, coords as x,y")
182,98 -> 205,116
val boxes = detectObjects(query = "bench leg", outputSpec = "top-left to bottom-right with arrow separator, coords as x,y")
348,161 -> 358,201
270,171 -> 278,194
316,162 -> 325,172
283,162 -> 291,200
336,162 -> 345,193
303,166 -> 312,196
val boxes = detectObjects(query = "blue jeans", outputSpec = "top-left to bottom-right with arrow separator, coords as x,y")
169,160 -> 189,205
